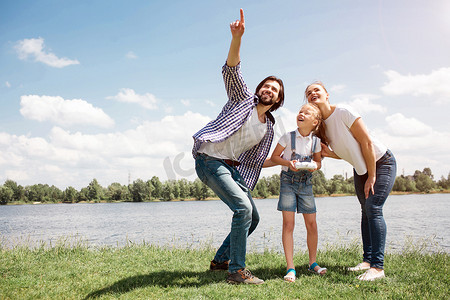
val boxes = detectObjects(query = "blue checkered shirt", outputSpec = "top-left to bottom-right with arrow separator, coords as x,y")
192,62 -> 275,190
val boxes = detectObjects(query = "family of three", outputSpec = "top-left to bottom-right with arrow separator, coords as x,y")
192,9 -> 397,285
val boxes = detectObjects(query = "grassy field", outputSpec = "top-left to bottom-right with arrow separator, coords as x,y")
1,240 -> 448,299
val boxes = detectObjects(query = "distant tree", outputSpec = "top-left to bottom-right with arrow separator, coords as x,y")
78,187 -> 90,202
343,176 -> 355,194
150,176 -> 163,200
48,185 -> 63,203
312,170 -> 327,195
0,186 -> 14,205
4,180 -> 25,202
327,175 -> 345,194
192,178 -> 210,200
145,180 -> 155,200
437,173 -> 450,190
267,174 -> 280,196
63,186 -> 78,203
129,179 -> 150,202
252,177 -> 269,198
422,167 -> 433,179
106,182 -> 129,201
393,175 -> 416,192
415,173 -> 435,193
24,184 -> 46,203
161,181 -> 175,201
87,179 -> 104,201
178,178 -> 190,200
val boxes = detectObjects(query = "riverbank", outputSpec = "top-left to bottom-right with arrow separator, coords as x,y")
1,242 -> 448,299
5,190 -> 449,205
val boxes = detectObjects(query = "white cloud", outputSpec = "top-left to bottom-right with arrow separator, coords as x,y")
329,84 -> 346,93
5,81 -> 11,88
341,94 -> 386,115
0,111 -> 210,189
14,37 -> 79,68
371,122 -> 450,179
126,51 -> 138,59
205,100 -> 216,107
385,113 -> 432,137
20,95 -> 115,128
106,88 -> 158,110
381,67 -> 450,103
181,99 -> 190,106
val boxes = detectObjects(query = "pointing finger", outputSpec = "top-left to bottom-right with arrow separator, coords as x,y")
240,8 -> 244,23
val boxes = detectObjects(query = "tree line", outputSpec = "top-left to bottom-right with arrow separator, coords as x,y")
0,168 -> 448,205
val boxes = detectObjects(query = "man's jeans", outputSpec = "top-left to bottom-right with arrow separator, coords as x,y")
195,153 -> 259,273
353,149 -> 396,269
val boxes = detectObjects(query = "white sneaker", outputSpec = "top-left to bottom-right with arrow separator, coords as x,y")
348,262 -> 370,272
357,269 -> 385,281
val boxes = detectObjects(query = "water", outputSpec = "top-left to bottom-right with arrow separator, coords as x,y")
0,194 -> 448,253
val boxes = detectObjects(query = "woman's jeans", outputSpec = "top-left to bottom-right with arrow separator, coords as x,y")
353,149 -> 396,269
195,153 -> 259,274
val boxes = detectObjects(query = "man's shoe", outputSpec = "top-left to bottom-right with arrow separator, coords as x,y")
210,260 -> 229,271
226,268 -> 264,285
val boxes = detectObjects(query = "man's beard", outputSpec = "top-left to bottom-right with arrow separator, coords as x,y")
258,94 -> 277,107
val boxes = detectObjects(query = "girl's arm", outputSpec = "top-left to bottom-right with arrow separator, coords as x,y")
262,158 -> 277,168
271,143 -> 297,171
350,118 -> 376,199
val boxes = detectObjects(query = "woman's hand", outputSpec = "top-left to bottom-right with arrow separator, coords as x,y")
364,176 -> 376,199
321,143 -> 340,159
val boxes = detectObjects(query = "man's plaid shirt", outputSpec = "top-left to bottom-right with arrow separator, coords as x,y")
192,62 -> 275,190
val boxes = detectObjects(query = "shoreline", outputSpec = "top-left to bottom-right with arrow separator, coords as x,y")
4,190 -> 449,205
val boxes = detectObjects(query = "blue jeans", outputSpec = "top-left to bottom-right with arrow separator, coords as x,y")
353,149 -> 396,269
278,170 -> 316,213
195,153 -> 259,273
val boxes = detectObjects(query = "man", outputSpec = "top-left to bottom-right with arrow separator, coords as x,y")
192,9 -> 284,285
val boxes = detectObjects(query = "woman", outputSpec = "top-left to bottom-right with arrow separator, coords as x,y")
305,81 -> 396,281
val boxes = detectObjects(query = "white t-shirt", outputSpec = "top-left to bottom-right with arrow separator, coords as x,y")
324,105 -> 387,175
277,130 -> 321,172
198,107 -> 267,161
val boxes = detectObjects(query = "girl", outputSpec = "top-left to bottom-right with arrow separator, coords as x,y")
269,103 -> 327,282
305,81 -> 396,281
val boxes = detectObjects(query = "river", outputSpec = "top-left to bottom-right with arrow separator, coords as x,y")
0,193 -> 448,253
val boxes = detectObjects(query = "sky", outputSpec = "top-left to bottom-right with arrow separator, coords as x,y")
1,0 -> 449,190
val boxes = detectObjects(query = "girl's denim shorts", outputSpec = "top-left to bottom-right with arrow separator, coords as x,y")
278,170 -> 316,214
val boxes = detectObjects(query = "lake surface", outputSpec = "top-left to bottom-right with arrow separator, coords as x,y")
1,194 -> 448,253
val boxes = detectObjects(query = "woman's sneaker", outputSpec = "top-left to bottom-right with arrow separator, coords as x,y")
348,262 -> 370,272
210,260 -> 229,271
226,268 -> 264,285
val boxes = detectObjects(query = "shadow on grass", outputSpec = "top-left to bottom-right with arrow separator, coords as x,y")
84,264 -> 351,298
84,270 -> 227,299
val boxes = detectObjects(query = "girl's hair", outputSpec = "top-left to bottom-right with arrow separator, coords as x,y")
303,81 -> 329,145
302,102 -> 329,146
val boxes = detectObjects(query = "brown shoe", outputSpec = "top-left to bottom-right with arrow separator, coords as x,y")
226,268 -> 264,285
210,260 -> 229,271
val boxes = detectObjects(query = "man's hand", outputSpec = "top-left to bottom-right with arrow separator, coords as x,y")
230,8 -> 245,38
226,9 -> 245,67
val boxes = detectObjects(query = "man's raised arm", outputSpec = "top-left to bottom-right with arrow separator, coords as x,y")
226,8 -> 245,67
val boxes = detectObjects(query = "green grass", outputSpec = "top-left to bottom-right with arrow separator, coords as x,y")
0,239 -> 448,299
